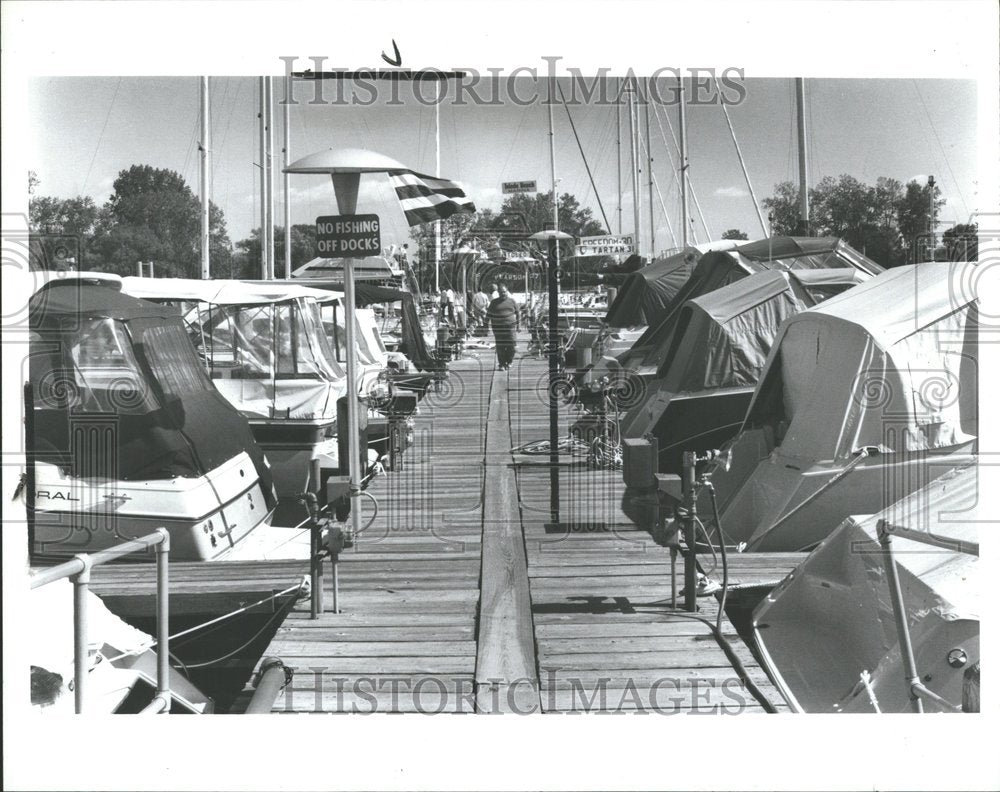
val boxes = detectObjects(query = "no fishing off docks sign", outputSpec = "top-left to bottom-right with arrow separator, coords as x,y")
316,214 -> 382,256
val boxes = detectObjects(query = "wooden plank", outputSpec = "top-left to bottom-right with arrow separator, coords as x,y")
474,368 -> 540,713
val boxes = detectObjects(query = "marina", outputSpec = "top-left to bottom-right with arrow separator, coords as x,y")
11,32 -> 986,742
6,4 -> 1000,791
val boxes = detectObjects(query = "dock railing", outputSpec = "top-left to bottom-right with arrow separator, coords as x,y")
30,529 -> 171,714
876,518 -> 978,713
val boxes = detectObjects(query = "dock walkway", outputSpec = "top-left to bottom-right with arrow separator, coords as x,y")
238,338 -> 802,713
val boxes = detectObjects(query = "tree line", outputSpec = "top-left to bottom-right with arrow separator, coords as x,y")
28,165 -> 977,277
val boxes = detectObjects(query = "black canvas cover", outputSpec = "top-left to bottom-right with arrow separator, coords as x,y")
28,282 -> 276,503
622,237 -> 882,373
604,247 -> 701,328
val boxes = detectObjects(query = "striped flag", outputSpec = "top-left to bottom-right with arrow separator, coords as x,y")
389,171 -> 476,226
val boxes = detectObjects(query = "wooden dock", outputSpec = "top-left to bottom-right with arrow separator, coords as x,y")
134,337 -> 803,715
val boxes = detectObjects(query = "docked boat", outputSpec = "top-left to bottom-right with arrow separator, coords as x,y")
29,578 -> 213,713
617,236 -> 883,377
703,261 -> 979,551
120,277 -> 352,503
603,246 -> 703,330
753,462 -> 979,713
621,268 -> 867,476
26,275 -> 276,560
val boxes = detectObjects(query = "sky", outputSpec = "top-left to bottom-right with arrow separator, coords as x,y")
28,75 -> 978,259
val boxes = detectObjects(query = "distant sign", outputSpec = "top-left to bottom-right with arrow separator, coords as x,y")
575,234 -> 635,257
502,180 -> 537,195
315,214 -> 382,256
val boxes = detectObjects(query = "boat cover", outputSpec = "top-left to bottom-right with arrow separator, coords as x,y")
712,262 -> 979,550
603,247 -> 701,328
310,281 -> 443,372
29,281 -> 275,497
661,269 -> 866,392
753,462 -> 979,713
621,237 -> 882,372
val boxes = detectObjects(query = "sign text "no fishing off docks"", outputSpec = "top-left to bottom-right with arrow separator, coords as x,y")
316,214 -> 382,256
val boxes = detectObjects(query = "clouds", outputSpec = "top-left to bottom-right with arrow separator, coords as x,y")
714,185 -> 750,199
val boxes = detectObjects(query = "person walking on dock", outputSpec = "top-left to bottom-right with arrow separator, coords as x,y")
487,284 -> 519,370
471,287 -> 490,330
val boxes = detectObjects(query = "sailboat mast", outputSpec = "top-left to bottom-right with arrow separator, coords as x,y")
200,76 -> 210,279
258,77 -> 267,278
627,80 -> 641,258
645,77 -> 655,257
796,77 -> 810,235
616,77 -> 623,235
265,78 -> 275,279
283,74 -> 292,279
678,76 -> 690,247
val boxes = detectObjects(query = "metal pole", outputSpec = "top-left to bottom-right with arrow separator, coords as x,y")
283,74 -> 292,279
265,77 -> 275,279
258,77 -> 267,279
678,76 -> 689,248
877,519 -> 924,713
331,171 -> 365,562
331,552 -> 341,613
926,175 -> 936,262
154,528 -> 171,712
645,77 -> 655,257
627,81 -> 641,257
200,76 -> 210,279
434,80 -> 441,293
548,75 -> 560,298
682,451 -> 697,611
795,77 -> 810,236
72,557 -> 91,713
547,236 -> 560,527
344,260 -> 363,547
616,77 -> 623,235
308,458 -> 322,618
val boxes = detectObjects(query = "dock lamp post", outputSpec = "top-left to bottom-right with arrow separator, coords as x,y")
284,148 -> 411,548
529,229 -> 573,527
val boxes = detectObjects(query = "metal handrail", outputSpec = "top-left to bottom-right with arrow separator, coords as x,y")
30,529 -> 171,714
876,518 -> 964,713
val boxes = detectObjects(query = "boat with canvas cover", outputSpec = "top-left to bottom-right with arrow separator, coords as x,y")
621,268 -> 868,477
701,261 -> 979,552
121,277 -> 352,502
26,275 -> 276,561
753,461 -> 979,713
616,236 -> 883,378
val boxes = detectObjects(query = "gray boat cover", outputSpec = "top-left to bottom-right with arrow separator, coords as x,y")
603,247 -> 701,328
621,237 -> 883,372
660,269 -> 866,392
753,462 -> 979,713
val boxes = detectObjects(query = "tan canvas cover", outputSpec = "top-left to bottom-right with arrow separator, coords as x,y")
753,462 -> 979,713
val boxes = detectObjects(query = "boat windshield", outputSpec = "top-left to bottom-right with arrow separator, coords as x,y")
35,317 -> 160,414
192,298 -> 345,381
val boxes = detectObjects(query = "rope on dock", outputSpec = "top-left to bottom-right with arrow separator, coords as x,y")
102,580 -> 307,665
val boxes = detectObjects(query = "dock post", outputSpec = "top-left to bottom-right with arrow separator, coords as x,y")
547,235 -> 560,526
331,552 -> 340,614
681,451 -> 698,612
308,458 -> 323,619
